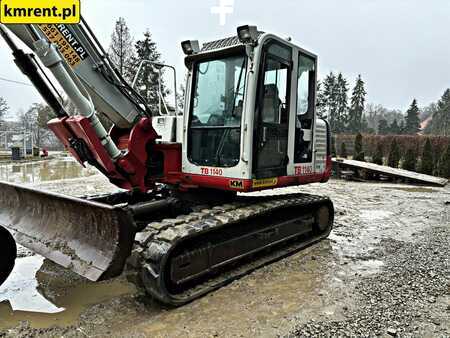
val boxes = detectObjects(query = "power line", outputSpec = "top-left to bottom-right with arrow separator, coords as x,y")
0,76 -> 32,87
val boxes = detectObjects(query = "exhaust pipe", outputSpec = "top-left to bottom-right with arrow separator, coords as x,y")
0,225 -> 16,286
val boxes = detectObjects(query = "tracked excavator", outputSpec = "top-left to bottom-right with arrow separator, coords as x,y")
0,20 -> 333,305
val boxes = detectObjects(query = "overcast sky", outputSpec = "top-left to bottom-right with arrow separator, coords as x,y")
0,0 -> 449,117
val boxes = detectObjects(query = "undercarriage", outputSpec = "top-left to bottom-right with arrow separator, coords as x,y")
89,188 -> 334,305
127,192 -> 333,305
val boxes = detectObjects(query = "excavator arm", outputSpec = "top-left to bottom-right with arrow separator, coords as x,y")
4,21 -> 147,127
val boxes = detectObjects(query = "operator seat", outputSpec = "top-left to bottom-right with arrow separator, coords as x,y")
262,84 -> 281,123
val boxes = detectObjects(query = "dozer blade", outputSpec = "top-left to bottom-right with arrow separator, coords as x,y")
0,180 -> 135,282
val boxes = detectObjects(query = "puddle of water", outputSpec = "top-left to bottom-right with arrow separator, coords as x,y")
360,209 -> 394,221
0,158 -> 98,184
0,256 -> 63,314
0,257 -> 135,330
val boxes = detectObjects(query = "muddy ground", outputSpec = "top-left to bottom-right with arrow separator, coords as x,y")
0,159 -> 449,337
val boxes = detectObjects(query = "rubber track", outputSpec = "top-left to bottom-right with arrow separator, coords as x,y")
126,193 -> 333,306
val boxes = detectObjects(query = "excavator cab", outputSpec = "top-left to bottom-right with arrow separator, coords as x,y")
179,26 -> 329,192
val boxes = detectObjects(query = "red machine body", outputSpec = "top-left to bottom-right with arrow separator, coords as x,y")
48,116 -> 332,194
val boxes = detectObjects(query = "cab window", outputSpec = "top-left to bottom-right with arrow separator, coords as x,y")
294,52 -> 316,163
297,53 -> 315,117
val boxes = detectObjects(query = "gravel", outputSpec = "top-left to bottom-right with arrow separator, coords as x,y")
287,225 -> 450,337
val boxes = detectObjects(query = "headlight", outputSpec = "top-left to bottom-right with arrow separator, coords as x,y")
181,40 -> 200,55
237,25 -> 258,44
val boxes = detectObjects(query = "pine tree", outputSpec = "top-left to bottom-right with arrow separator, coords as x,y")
340,142 -> 348,158
419,138 -> 434,175
388,140 -> 401,168
399,120 -> 406,134
335,73 -> 349,133
316,81 -> 327,119
109,17 -> 135,80
378,119 -> 389,135
402,148 -> 416,172
405,99 -> 421,134
372,142 -> 384,165
131,30 -> 167,115
437,144 -> 450,178
427,89 -> 450,136
324,73 -> 338,132
353,133 -> 365,161
348,75 -> 366,133
436,89 -> 450,136
389,119 -> 401,134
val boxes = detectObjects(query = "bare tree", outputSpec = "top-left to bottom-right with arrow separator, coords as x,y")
364,103 -> 404,133
19,103 -> 55,147
108,17 -> 135,81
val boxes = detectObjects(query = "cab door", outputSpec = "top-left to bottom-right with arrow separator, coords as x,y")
253,41 -> 293,179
